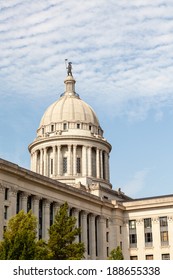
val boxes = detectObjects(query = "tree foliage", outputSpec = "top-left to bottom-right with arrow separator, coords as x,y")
48,202 -> 85,260
0,203 -> 85,260
109,246 -> 124,260
0,210 -> 37,260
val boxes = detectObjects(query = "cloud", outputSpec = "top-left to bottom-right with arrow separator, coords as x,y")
123,169 -> 150,197
1,0 -> 173,120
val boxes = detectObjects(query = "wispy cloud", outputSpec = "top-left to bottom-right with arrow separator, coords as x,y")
1,0 -> 173,119
123,168 -> 150,197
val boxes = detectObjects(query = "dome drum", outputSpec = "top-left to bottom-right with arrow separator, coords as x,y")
37,121 -> 103,139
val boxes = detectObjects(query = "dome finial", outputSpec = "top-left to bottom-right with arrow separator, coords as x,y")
65,59 -> 72,76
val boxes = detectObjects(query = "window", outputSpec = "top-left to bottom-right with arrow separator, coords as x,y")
63,157 -> 67,173
42,128 -> 44,135
77,123 -> 80,129
130,256 -> 138,260
76,157 -> 81,173
89,125 -> 92,131
159,217 -> 168,227
144,218 -> 152,228
50,159 -> 53,175
27,196 -> 32,212
50,203 -> 54,226
107,247 -> 109,257
129,220 -> 136,229
146,255 -> 153,260
160,231 -> 169,245
145,232 -> 153,243
120,241 -> 122,250
106,219 -> 109,228
51,124 -> 54,132
162,254 -> 170,260
129,234 -> 137,247
4,206 -> 8,220
160,217 -> 169,246
63,123 -> 67,130
120,226 -> 122,234
5,188 -> 9,200
106,232 -> 109,242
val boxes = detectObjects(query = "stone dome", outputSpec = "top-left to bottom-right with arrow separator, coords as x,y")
39,93 -> 100,128
37,74 -> 103,137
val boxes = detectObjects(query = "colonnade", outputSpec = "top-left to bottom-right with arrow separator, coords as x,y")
31,144 -> 110,182
1,184 -> 109,259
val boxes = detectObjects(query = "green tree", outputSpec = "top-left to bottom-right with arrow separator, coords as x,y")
48,202 -> 85,260
109,246 -> 124,260
0,210 -> 38,260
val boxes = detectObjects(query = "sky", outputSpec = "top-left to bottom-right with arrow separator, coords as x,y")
1,0 -> 173,199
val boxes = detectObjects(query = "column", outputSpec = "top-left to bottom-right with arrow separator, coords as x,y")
42,200 -> 50,241
30,153 -> 33,170
73,145 -> 77,175
98,216 -> 106,259
100,150 -> 103,179
53,202 -> 60,220
82,146 -> 87,176
9,187 -> 17,217
73,208 -> 79,242
104,152 -> 109,181
107,154 -> 110,181
0,184 -> 5,240
21,192 -> 28,213
40,149 -> 43,175
57,145 -> 61,175
88,147 -> 92,177
81,211 -> 88,259
53,146 -> 56,176
96,148 -> 100,178
32,196 -> 40,239
90,214 -> 96,259
44,147 -> 47,176
34,151 -> 37,172
67,145 -> 72,175
152,217 -> 161,260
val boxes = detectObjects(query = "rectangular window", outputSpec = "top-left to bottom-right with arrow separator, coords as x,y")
51,124 -> 54,132
145,232 -> 153,243
120,226 -> 122,234
146,255 -> 153,260
129,234 -> 137,247
159,216 -> 168,227
106,232 -> 109,242
27,196 -> 32,212
63,157 -> 67,173
130,256 -> 138,260
107,247 -> 109,257
76,157 -> 81,173
106,219 -> 109,228
160,231 -> 169,245
129,220 -> 136,229
51,159 -> 53,175
162,254 -> 170,260
63,123 -> 67,130
89,125 -> 92,131
77,123 -> 80,129
120,241 -> 122,250
5,188 -> 9,200
144,218 -> 152,228
42,128 -> 44,135
4,206 -> 8,220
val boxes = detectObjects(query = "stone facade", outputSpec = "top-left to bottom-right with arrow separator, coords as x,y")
1,70 -> 173,260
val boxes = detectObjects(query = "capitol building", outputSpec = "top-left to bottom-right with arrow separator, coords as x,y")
0,65 -> 173,260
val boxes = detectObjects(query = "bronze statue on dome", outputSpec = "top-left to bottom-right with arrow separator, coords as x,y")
65,59 -> 72,76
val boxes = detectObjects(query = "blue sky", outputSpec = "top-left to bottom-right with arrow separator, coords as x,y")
1,0 -> 173,198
